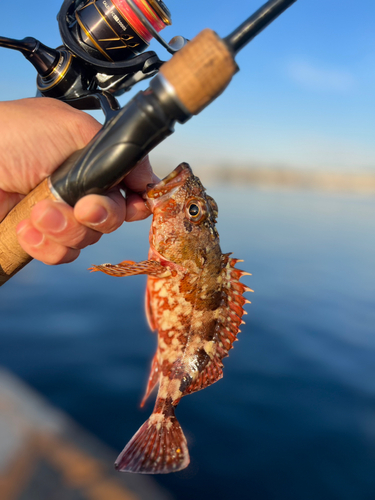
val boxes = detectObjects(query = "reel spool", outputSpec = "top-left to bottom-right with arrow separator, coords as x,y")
75,0 -> 171,62
0,0 -> 186,113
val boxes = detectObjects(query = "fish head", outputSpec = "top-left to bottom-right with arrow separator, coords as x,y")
144,163 -> 220,268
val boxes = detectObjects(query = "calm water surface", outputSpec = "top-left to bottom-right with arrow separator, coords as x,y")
1,186 -> 375,500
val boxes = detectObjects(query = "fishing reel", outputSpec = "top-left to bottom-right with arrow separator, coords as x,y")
0,0 -> 187,118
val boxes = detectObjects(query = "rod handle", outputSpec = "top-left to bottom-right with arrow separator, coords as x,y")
160,28 -> 237,115
0,179 -> 56,287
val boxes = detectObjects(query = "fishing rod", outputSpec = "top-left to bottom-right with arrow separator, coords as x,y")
0,0 -> 298,286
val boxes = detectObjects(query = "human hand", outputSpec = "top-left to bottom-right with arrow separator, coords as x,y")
0,98 -> 157,265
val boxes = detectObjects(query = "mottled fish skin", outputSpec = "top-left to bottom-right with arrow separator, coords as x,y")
90,163 -> 251,474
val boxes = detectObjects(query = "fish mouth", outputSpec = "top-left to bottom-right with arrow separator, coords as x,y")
145,163 -> 192,200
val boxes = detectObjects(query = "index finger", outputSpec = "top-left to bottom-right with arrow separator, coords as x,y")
123,156 -> 159,192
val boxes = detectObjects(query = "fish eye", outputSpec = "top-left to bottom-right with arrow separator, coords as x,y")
186,198 -> 207,223
188,203 -> 200,217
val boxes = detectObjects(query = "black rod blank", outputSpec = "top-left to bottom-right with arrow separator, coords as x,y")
224,0 -> 298,55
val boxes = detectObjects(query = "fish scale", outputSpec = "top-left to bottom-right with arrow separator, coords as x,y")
90,162 -> 251,473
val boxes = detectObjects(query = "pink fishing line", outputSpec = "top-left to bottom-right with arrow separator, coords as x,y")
112,0 -> 166,41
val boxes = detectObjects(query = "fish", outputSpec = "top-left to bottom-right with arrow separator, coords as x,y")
89,162 -> 252,474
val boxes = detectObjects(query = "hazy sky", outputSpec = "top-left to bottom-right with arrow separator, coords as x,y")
1,0 -> 375,172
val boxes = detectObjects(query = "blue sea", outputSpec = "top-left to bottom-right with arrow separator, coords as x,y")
1,185 -> 375,500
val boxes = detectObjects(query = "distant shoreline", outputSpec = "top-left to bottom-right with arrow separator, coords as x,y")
154,163 -> 375,194
209,167 -> 375,193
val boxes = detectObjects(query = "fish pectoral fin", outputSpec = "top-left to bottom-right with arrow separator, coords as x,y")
88,260 -> 172,278
115,405 -> 189,474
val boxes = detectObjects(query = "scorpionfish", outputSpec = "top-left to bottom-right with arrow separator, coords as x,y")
90,163 -> 251,474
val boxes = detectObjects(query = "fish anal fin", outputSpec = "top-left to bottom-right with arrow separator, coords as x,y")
115,407 -> 189,474
140,353 -> 160,408
89,260 -> 172,278
185,359 -> 223,395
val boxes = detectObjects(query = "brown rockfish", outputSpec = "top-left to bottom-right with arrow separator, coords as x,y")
90,163 -> 251,474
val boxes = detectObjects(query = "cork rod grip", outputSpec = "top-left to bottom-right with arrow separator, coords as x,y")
0,179 -> 56,287
160,29 -> 237,115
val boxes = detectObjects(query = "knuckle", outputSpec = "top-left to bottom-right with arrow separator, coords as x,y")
44,247 -> 80,266
74,230 -> 102,249
63,231 -> 88,249
48,219 -> 90,247
97,216 -> 123,234
20,233 -> 80,265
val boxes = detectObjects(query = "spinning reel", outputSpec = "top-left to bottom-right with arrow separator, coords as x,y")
0,0 -> 187,117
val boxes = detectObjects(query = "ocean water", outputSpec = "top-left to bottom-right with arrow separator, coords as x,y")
1,185 -> 375,500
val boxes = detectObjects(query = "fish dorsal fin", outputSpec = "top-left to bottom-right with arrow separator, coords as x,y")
185,256 -> 251,396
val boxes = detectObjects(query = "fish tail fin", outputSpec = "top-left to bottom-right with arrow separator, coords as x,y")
115,407 -> 189,474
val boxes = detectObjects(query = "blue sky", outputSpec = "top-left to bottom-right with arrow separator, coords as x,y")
1,0 -> 375,172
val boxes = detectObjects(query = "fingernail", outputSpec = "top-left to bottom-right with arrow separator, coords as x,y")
17,226 -> 45,247
36,206 -> 67,233
81,205 -> 108,225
